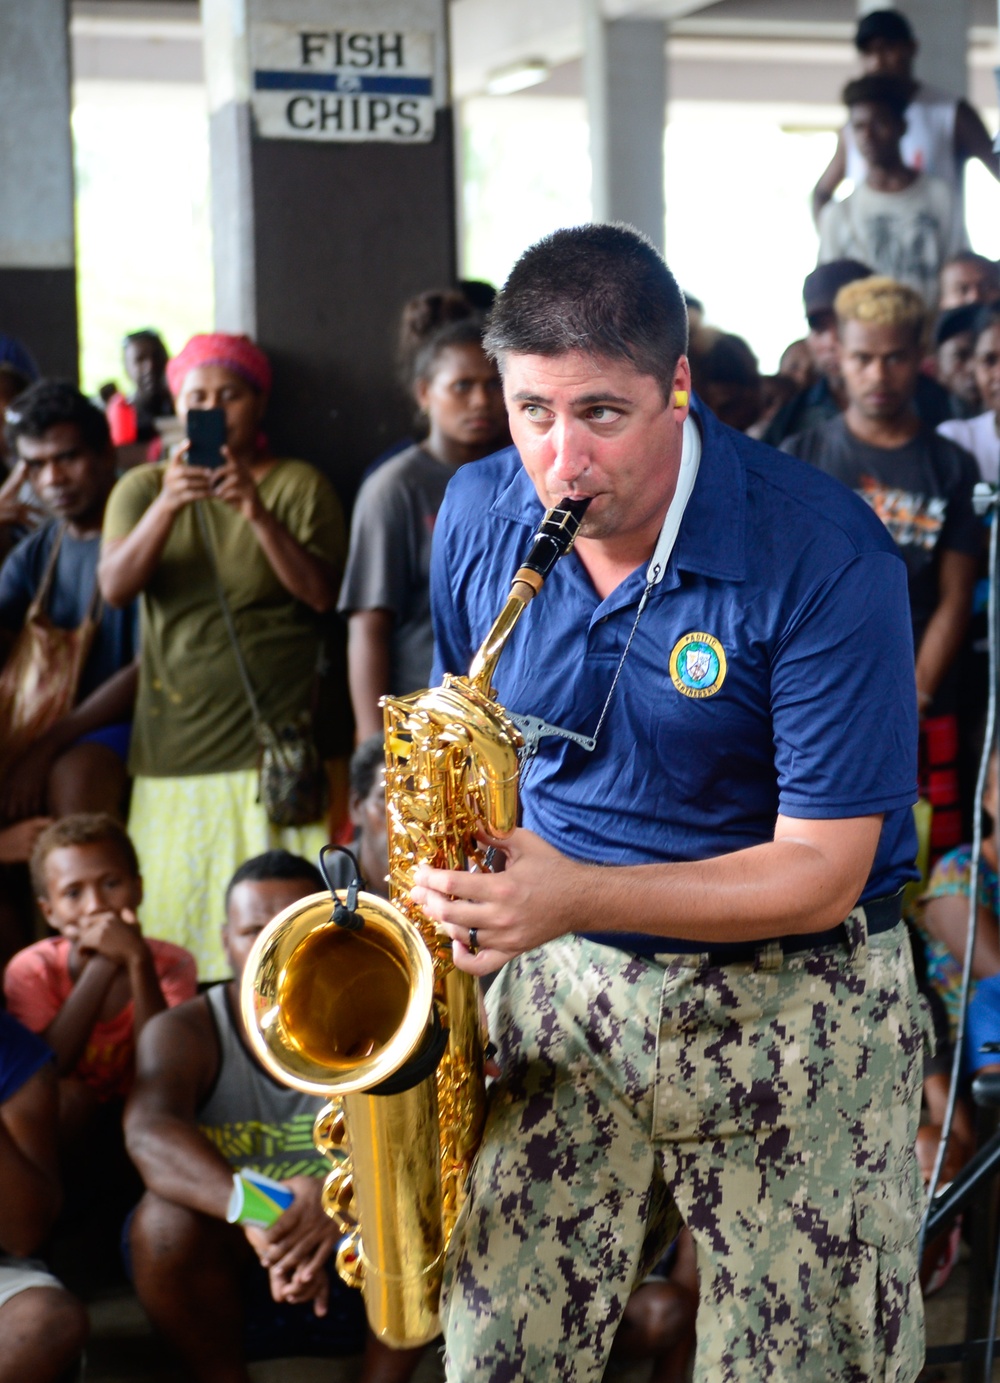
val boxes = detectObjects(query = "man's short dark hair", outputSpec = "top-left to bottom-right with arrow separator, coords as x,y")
31,813 -> 139,897
483,224 -> 688,398
123,329 -> 167,360
803,260 -> 874,321
5,379 -> 111,456
692,333 -> 759,390
855,9 -> 915,51
224,850 -> 325,914
934,303 -> 981,347
0,362 -> 31,399
943,250 -> 1000,280
842,74 -> 911,122
972,303 -> 1000,346
350,735 -> 385,802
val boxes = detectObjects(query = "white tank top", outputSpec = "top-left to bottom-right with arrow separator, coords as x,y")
845,83 -> 960,199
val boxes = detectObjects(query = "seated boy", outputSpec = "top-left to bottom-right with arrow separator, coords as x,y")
124,849 -> 423,1383
3,813 -> 196,1152
0,1008 -> 88,1383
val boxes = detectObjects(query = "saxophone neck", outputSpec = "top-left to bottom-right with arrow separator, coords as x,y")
466,497 -> 591,696
467,577 -> 539,695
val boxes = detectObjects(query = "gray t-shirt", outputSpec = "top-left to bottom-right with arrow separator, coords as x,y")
338,444 -> 457,695
816,173 -> 965,306
783,415 -> 981,647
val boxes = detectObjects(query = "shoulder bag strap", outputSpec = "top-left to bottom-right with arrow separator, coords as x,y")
25,523 -> 67,620
193,502 -> 263,728
81,541 -> 104,628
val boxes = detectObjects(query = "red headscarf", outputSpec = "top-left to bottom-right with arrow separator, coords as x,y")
166,333 -> 272,400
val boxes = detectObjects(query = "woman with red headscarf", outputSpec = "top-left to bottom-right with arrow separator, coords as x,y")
98,335 -> 345,979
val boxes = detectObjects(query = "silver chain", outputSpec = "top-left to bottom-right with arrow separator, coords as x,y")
587,563 -> 659,750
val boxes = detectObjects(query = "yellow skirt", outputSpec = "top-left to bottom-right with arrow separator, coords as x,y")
128,770 -> 329,981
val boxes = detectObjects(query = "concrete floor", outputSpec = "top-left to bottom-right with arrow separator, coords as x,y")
81,1287 -> 654,1381
82,1288 -> 444,1383
920,1247 -> 1000,1382
75,1246 -> 992,1383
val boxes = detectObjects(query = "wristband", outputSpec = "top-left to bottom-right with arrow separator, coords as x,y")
225,1169 -> 295,1227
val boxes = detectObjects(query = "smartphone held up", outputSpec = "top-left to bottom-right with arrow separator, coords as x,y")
186,407 -> 227,469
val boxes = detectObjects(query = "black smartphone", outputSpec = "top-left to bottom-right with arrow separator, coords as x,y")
186,407 -> 227,469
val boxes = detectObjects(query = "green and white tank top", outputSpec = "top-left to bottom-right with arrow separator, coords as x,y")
197,983 -> 328,1182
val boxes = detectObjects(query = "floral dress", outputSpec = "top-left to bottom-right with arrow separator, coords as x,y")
915,843 -> 1000,1039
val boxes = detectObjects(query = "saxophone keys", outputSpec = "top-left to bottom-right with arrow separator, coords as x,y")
314,1099 -> 349,1157
322,1162 -> 358,1235
336,1230 -> 365,1290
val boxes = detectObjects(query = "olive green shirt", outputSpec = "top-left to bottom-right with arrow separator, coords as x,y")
102,459 -> 345,777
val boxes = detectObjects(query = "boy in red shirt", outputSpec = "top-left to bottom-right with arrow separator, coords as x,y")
3,813 -> 196,1149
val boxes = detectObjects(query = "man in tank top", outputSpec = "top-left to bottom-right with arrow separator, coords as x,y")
812,8 -> 999,232
123,850 -> 424,1383
817,75 -> 966,306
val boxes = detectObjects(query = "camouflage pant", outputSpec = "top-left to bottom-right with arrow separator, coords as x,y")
440,916 -> 928,1382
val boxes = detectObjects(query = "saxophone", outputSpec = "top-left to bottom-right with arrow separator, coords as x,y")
241,495 -> 590,1347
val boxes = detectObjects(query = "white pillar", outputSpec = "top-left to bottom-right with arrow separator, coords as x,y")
0,0 -> 78,377
583,0 -> 666,251
858,0 -> 970,97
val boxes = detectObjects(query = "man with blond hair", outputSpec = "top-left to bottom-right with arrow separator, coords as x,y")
784,275 -> 980,860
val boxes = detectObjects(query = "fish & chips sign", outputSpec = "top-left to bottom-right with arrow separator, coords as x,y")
251,24 -> 436,142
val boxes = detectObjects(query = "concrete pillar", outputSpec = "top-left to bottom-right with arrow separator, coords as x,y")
582,0 -> 666,251
858,0 -> 970,97
0,0 -> 78,379
202,0 -> 456,496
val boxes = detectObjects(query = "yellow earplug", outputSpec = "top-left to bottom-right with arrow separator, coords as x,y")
674,390 -> 688,408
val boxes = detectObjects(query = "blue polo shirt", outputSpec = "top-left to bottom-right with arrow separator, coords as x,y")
430,403 -> 919,958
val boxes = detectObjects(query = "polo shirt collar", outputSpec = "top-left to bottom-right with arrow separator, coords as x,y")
489,394 -> 746,586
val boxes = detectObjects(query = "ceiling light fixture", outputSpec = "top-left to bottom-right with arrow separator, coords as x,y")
485,59 -> 550,96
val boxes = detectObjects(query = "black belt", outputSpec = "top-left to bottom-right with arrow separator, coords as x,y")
653,891 -> 903,965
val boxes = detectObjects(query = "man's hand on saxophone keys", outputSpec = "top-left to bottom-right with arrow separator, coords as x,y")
411,827 -> 589,974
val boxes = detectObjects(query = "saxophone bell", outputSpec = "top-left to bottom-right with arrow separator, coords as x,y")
242,890 -> 437,1099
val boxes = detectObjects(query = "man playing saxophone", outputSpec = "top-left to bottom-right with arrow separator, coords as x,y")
412,224 -> 926,1382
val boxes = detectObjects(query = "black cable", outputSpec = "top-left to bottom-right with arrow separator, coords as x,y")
318,844 -> 366,931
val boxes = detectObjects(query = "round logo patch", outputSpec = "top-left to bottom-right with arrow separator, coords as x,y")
669,632 -> 727,699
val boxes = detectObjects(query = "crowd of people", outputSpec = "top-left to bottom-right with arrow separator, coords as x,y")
1,8 -> 1000,1380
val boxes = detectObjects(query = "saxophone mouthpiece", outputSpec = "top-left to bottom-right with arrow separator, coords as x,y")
519,496 -> 592,583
